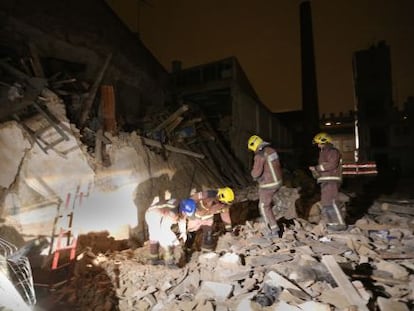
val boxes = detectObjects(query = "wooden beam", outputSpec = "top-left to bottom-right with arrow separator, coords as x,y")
79,53 -> 112,127
101,85 -> 117,133
379,202 -> 414,216
378,251 -> 414,260
95,128 -> 103,165
28,42 -> 45,78
152,104 -> 188,132
138,135 -> 204,159
184,142 -> 223,183
322,255 -> 369,311
201,113 -> 249,186
165,116 -> 183,134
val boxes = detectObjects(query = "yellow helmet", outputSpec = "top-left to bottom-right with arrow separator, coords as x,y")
217,187 -> 234,204
248,135 -> 263,152
313,132 -> 332,144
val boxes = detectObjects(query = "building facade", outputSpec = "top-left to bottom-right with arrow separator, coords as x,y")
171,57 -> 293,171
320,41 -> 414,177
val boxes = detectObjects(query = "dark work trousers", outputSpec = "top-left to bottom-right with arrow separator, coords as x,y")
258,188 -> 278,229
320,182 -> 339,206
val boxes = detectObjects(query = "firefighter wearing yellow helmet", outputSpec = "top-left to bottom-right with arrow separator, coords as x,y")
185,187 -> 234,252
309,132 -> 346,231
312,132 -> 333,145
248,135 -> 283,237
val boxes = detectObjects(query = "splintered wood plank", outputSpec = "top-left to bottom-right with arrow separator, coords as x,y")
79,53 -> 112,127
379,202 -> 414,216
139,135 -> 205,159
101,85 -> 117,133
378,251 -> 414,260
321,255 -> 369,311
28,42 -> 45,78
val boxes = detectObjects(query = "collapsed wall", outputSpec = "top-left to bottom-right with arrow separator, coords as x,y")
0,0 -> 228,248
0,0 -> 170,128
0,89 -> 223,247
0,2 -> 255,277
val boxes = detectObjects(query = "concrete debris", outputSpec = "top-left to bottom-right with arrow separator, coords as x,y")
45,202 -> 414,311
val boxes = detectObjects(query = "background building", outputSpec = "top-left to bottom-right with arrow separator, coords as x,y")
171,57 -> 293,171
321,41 -> 413,177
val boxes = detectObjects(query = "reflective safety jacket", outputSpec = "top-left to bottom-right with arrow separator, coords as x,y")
315,143 -> 342,183
251,143 -> 283,190
146,198 -> 180,221
189,190 -> 232,228
145,198 -> 186,236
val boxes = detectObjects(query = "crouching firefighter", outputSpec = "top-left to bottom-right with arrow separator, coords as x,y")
145,197 -> 196,266
309,132 -> 347,231
186,187 -> 235,252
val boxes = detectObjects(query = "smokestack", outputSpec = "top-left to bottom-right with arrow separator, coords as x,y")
300,0 -> 320,164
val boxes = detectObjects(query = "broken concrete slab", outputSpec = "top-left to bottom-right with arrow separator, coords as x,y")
195,280 -> 233,302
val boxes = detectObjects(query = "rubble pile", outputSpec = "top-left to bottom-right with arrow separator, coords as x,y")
49,207 -> 414,311
235,186 -> 301,220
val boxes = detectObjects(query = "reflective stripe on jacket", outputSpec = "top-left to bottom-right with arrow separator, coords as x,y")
251,144 -> 283,189
316,144 -> 342,183
189,191 -> 231,226
146,198 -> 180,220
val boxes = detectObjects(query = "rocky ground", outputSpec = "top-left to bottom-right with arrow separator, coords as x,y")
34,187 -> 414,311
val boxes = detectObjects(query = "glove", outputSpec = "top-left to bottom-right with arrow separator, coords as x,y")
225,225 -> 239,237
179,232 -> 187,243
309,166 -> 319,179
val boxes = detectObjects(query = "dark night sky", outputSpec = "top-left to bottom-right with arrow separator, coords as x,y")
108,0 -> 414,115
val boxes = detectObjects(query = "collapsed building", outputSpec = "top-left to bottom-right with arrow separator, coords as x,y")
0,0 -> 270,242
0,1 -> 413,311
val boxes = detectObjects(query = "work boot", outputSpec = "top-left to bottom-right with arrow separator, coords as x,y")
265,224 -> 280,238
184,232 -> 196,261
201,225 -> 215,252
321,205 -> 347,231
164,246 -> 178,268
148,242 -> 163,265
185,232 -> 196,250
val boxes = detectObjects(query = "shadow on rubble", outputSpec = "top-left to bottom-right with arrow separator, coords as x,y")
34,261 -> 119,311
343,169 -> 404,225
130,168 -> 207,248
229,200 -> 261,227
33,232 -> 129,310
340,262 -> 413,311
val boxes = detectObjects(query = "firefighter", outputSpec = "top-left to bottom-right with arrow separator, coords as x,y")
309,132 -> 347,231
186,187 -> 235,252
248,135 -> 283,237
145,197 -> 196,266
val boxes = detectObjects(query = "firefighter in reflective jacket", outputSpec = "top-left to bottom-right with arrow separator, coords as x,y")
145,197 -> 196,266
309,132 -> 346,231
248,135 -> 283,237
186,187 -> 234,252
